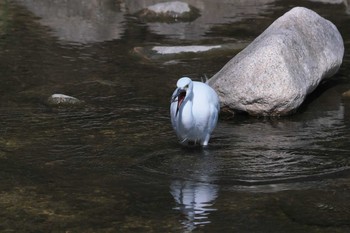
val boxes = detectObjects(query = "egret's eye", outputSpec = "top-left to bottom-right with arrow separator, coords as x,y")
184,84 -> 189,89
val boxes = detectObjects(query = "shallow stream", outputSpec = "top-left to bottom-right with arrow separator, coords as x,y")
1,0 -> 350,232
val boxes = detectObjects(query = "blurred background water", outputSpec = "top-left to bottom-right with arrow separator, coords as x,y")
0,0 -> 350,232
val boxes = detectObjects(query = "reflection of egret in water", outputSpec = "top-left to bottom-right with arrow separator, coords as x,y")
168,150 -> 219,232
131,146 -> 220,232
170,179 -> 218,232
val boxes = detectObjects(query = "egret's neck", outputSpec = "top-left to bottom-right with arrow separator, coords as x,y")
179,92 -> 194,129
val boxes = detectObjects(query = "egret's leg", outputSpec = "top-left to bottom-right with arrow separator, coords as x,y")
180,138 -> 188,144
201,134 -> 210,146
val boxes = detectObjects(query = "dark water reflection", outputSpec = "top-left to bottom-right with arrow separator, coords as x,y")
1,0 -> 350,232
14,0 -> 125,43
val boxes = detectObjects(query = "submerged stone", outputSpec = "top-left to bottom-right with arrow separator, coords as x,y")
281,190 -> 350,227
47,94 -> 82,106
133,43 -> 248,61
208,7 -> 344,116
152,45 -> 221,54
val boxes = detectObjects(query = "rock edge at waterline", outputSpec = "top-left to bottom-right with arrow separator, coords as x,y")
208,7 -> 344,116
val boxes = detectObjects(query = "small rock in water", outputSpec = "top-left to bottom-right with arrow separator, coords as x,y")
208,7 -> 344,116
137,1 -> 199,22
133,43 -> 248,61
47,94 -> 82,106
152,45 -> 222,55
149,1 -> 190,14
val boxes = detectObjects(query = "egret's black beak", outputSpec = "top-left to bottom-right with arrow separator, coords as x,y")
171,88 -> 181,103
171,88 -> 186,116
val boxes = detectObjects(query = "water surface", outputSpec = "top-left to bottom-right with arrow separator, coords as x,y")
1,0 -> 350,232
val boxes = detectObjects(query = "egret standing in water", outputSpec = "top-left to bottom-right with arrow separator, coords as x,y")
170,77 -> 220,146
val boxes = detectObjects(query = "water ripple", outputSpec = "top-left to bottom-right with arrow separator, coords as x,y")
133,108 -> 350,191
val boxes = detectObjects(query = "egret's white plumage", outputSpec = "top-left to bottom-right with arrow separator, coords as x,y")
170,77 -> 220,146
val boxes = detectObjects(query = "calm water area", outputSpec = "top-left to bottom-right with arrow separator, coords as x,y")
1,0 -> 350,232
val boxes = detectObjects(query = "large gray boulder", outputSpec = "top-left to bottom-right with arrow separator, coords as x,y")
208,7 -> 344,116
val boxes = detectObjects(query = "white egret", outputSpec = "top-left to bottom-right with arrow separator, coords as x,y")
170,77 -> 220,146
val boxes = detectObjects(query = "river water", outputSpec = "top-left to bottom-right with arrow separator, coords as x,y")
1,0 -> 350,232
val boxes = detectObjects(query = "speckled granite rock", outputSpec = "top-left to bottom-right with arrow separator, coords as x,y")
209,7 -> 344,116
47,94 -> 82,106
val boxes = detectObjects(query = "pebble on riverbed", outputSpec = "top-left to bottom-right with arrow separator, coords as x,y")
136,1 -> 200,22
342,90 -> 350,98
47,94 -> 83,106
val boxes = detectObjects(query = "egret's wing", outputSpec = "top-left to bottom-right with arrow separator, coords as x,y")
209,104 -> 219,133
208,88 -> 220,134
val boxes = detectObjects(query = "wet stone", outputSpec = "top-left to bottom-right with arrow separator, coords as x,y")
133,43 -> 248,61
152,45 -> 221,54
137,1 -> 200,22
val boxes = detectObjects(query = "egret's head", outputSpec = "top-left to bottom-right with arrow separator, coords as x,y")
172,77 -> 193,116
176,77 -> 192,89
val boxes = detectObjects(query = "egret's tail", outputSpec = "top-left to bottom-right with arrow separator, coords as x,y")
201,74 -> 209,84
